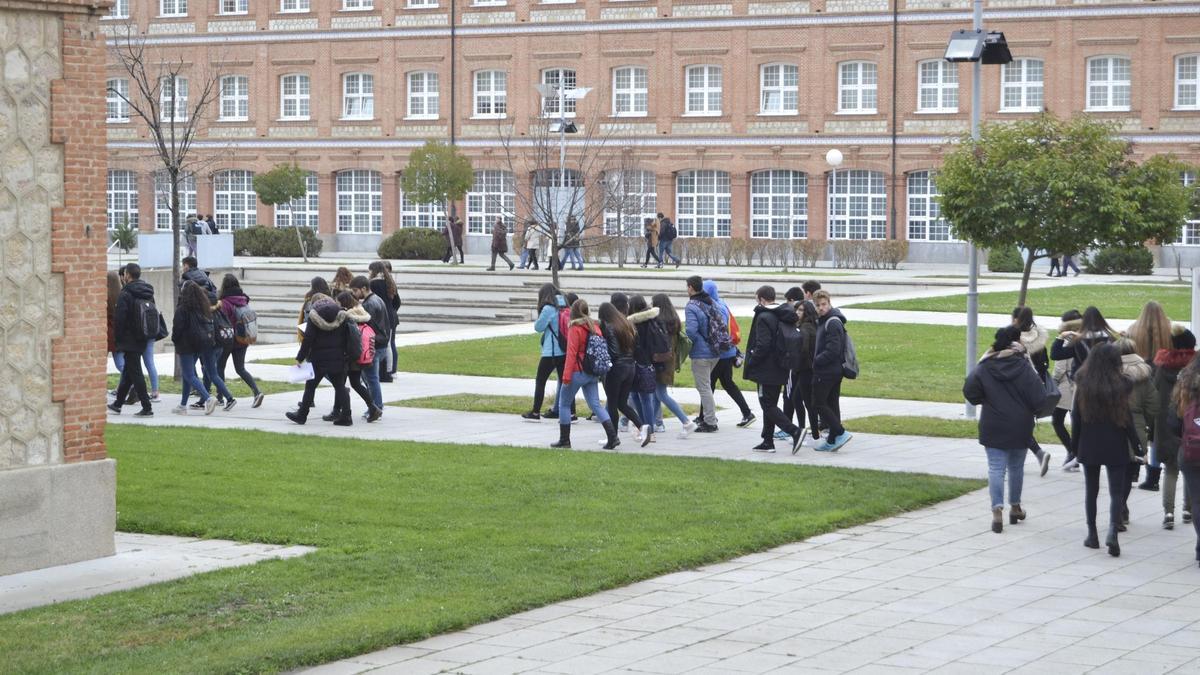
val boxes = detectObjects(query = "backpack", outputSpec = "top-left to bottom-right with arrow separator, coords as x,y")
582,330 -> 612,377
728,312 -> 741,347
661,221 -> 676,241
133,298 -> 159,342
644,319 -> 672,367
1182,401 -> 1200,467
358,323 -> 376,366
213,309 -> 237,348
674,329 -> 692,371
344,322 -> 363,365
555,306 -> 570,352
774,321 -> 805,372
699,301 -> 734,354
828,317 -> 860,380
233,305 -> 258,346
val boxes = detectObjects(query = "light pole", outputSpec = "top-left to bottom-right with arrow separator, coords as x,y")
944,2 -> 1010,419
535,82 -> 590,246
826,149 -> 843,263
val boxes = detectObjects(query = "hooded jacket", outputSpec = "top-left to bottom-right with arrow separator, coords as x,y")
1122,353 -> 1159,456
297,300 -> 354,372
360,291 -> 390,348
813,308 -> 849,379
491,221 -> 508,254
744,302 -> 800,386
1019,325 -> 1050,378
171,305 -> 214,355
114,278 -> 155,353
563,317 -> 602,385
181,267 -> 217,303
701,281 -> 737,359
629,307 -> 662,366
1153,348 -> 1195,470
684,290 -> 718,360
534,295 -> 567,358
963,346 -> 1047,450
218,292 -> 249,330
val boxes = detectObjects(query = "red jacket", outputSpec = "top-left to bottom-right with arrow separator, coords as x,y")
563,319 -> 600,384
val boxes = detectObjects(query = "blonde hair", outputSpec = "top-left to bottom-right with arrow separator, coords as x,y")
1126,300 -> 1172,361
812,289 -> 832,303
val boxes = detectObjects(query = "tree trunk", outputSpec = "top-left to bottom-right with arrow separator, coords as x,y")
549,225 -> 560,288
170,169 -> 182,381
295,226 -> 309,263
1018,249 -> 1036,307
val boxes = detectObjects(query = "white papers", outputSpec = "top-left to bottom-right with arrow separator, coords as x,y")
286,362 -> 314,383
297,322 -> 307,334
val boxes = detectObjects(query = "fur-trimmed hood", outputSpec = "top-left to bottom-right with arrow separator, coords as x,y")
628,307 -> 660,325
1154,348 -> 1196,371
1058,318 -> 1082,333
1019,325 -> 1048,354
1121,353 -> 1153,383
343,304 -> 371,324
308,304 -> 348,331
979,343 -> 1027,364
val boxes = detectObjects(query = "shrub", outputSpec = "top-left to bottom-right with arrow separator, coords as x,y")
831,240 -> 868,269
792,239 -> 826,268
377,228 -> 445,260
1084,246 -> 1154,275
986,246 -> 1024,273
233,226 -> 323,258
866,241 -> 908,270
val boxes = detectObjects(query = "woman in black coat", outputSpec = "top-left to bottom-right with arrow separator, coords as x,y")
598,302 -> 644,442
1073,343 -> 1144,557
172,281 -> 232,415
287,295 -> 358,426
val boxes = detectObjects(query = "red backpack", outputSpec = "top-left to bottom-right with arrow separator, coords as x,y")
555,306 -> 570,352
358,324 -> 376,366
1182,401 -> 1200,467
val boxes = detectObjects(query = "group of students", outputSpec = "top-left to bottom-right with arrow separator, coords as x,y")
106,258 -> 264,416
521,277 -> 855,454
966,300 -> 1200,565
484,211 -> 684,273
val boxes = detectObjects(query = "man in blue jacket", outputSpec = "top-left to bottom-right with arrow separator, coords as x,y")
812,290 -> 852,451
685,275 -> 720,432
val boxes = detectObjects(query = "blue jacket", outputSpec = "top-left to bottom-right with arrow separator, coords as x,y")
685,292 -> 719,360
703,280 -> 738,359
535,295 -> 567,357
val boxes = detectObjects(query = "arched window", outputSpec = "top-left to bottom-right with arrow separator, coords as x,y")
219,75 -> 249,121
1177,55 -> 1199,110
1086,56 -> 1131,111
906,171 -> 955,242
407,71 -> 440,119
676,170 -> 731,238
759,63 -> 798,115
828,169 -> 886,240
473,70 -> 507,118
336,170 -> 382,233
541,68 -> 578,117
154,171 -> 197,231
107,170 -> 138,230
612,66 -> 648,117
838,61 -> 877,114
280,74 -> 310,120
684,65 -> 722,116
1001,58 -> 1044,112
342,72 -> 375,119
602,170 -> 656,236
274,172 -> 319,229
917,60 -> 958,113
466,169 -> 515,234
213,170 -> 257,230
750,170 -> 807,239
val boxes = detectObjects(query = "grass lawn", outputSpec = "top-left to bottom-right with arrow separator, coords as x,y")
850,415 -> 1064,446
389,393 -> 704,416
853,283 -> 1188,320
0,426 -> 980,674
106,373 -> 303,399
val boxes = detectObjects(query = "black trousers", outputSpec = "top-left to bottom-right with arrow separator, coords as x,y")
532,355 -> 573,414
490,251 -> 514,269
114,348 -> 151,411
1084,463 -> 1127,529
1052,408 -> 1073,454
812,373 -> 844,441
787,370 -> 818,434
337,368 -> 374,414
709,356 -> 752,417
758,383 -> 798,441
1181,465 -> 1200,561
525,249 -> 540,270
301,366 -> 349,414
644,244 -> 662,266
1048,258 -> 1061,275
604,360 -> 642,429
219,346 -> 260,396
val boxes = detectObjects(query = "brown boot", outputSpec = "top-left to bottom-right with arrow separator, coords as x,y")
991,506 -> 1003,533
1009,504 -> 1026,524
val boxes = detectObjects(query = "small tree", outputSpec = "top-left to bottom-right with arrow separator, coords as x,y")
254,164 -> 313,262
401,139 -> 474,220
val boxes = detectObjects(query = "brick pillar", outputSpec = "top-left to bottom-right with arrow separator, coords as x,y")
318,172 -> 336,237
381,171 -> 399,236
729,171 -> 749,239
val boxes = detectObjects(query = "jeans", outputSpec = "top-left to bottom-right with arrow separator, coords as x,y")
986,447 -> 1026,509
558,372 -> 608,425
813,373 -> 845,440
631,390 -> 657,431
519,248 -> 529,268
1149,441 -> 1161,469
114,348 -> 151,410
560,247 -> 583,270
362,347 -> 385,410
346,369 -> 373,412
178,353 -> 210,405
1062,256 -> 1081,275
1084,463 -> 1127,528
1048,258 -> 1061,276
1181,465 -> 1200,561
656,382 -> 689,425
200,346 -> 233,401
658,240 -> 680,265
219,346 -> 260,396
710,356 -> 752,417
690,357 -> 718,425
604,361 -> 642,428
757,383 -> 798,441
138,340 -> 159,392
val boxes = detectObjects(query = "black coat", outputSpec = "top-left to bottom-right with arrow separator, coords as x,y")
813,308 -> 848,378
601,321 -> 635,365
114,279 -> 155,353
1072,408 -> 1142,467
744,303 -> 799,387
963,350 -> 1047,450
181,268 -> 217,303
796,321 -> 816,373
171,307 -> 214,355
296,304 -> 355,373
1154,349 -> 1196,469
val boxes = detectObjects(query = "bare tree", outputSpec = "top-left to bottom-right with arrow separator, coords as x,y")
108,24 -> 223,299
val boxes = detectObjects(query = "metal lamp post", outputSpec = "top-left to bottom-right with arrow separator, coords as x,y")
826,149 -> 843,264
535,82 -> 591,242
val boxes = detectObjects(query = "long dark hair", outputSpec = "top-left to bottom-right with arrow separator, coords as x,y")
537,283 -> 559,313
628,294 -> 649,315
179,281 -> 212,317
569,298 -> 595,329
1081,306 -> 1112,335
218,273 -> 243,300
1012,306 -> 1034,332
1074,343 -> 1132,425
651,293 -> 679,335
598,302 -> 635,353
368,261 -> 397,300
331,266 -> 353,289
1172,352 -> 1200,416
798,300 -> 818,325
610,292 -> 629,316
336,291 -> 358,311
306,276 -> 330,301
991,325 -> 1022,353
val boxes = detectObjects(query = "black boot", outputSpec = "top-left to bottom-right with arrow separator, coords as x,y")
1084,524 -> 1100,549
286,404 -> 310,425
366,405 -> 382,423
602,420 -> 620,450
1106,524 -> 1121,557
333,410 -> 353,427
1138,466 -> 1161,491
322,409 -> 337,422
550,424 -> 571,448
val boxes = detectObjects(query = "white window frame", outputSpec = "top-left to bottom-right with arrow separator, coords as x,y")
602,170 -> 656,236
750,170 -> 808,239
1086,55 -> 1132,112
917,60 -> 958,113
612,66 -> 648,118
342,0 -> 373,9
218,75 -> 250,122
1176,55 -> 1199,111
400,193 -> 445,229
1001,58 -> 1044,113
541,68 -> 578,118
154,171 -> 197,232
342,73 -> 375,120
906,171 -> 957,242
675,170 -> 731,238
107,78 -> 129,123
1180,171 -> 1199,245
159,75 -> 188,122
838,61 -> 878,114
107,170 -> 138,230
759,63 -> 799,116
219,0 -> 248,14
828,169 -> 887,240
106,0 -> 130,19
684,65 -> 722,117
406,71 -> 440,120
279,0 -> 310,12
466,170 -> 515,234
159,0 -> 187,17
336,170 -> 383,234
407,0 -> 438,7
213,170 -> 258,230
279,73 -> 311,120
473,70 -> 507,119
471,0 -> 506,6
274,172 -> 320,229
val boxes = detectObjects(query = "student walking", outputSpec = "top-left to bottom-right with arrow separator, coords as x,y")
524,284 -> 572,421
351,276 -> 389,417
488,217 -> 516,271
963,325 -> 1048,533
812,290 -> 852,452
523,221 -> 542,270
628,295 -> 663,446
1073,343 -> 1143,557
323,291 -> 381,423
1118,337 -> 1158,527
1013,306 -> 1053,476
550,299 -> 619,450
1052,306 -> 1118,470
744,286 -> 806,454
702,280 -> 756,428
685,276 -> 724,432
108,263 -> 157,416
1061,253 -> 1082,277
598,302 -> 644,441
1153,327 -> 1196,529
298,277 -> 331,342
1128,300 -> 1173,490
641,217 -> 663,268
656,214 -> 681,268
172,281 -> 233,415
560,216 -> 584,271
287,295 -> 358,426
1167,355 -> 1200,567
1051,309 -> 1083,468
1047,254 -> 1061,277
180,256 -> 217,302
216,274 -> 263,408
651,293 -> 696,438
368,261 -> 400,382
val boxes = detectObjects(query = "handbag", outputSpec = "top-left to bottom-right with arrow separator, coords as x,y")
1036,370 -> 1061,418
633,363 -> 657,393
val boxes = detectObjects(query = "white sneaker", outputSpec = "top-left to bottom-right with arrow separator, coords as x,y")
678,422 -> 696,439
204,397 -> 218,416
172,405 -> 188,415
635,425 -> 646,444
1063,457 -> 1079,471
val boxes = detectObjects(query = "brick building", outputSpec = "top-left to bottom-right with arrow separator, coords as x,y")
104,0 -> 1200,260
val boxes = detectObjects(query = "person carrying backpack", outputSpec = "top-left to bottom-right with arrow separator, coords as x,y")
812,289 -> 852,452
744,286 -> 805,454
108,263 -> 157,417
651,293 -> 696,438
172,280 -> 234,416
684,275 -> 721,432
287,295 -> 358,426
703,280 -> 756,428
656,213 -> 681,268
524,283 -> 574,421
320,291 -> 381,423
551,299 -> 619,450
628,295 -> 662,447
1167,352 -> 1200,567
1153,326 -> 1196,531
351,275 -> 389,417
216,274 -> 263,409
641,217 -> 663,268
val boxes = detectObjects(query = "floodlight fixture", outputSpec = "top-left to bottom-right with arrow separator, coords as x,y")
944,29 -> 1012,64
549,120 -> 578,134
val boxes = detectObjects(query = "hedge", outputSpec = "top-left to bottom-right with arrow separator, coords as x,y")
986,246 -> 1024,273
377,228 -> 445,260
1084,246 -> 1154,275
233,226 -> 323,258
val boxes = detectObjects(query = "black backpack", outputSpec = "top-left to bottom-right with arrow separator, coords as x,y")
213,309 -> 237,348
774,321 -> 804,372
643,319 -> 671,364
133,298 -> 159,341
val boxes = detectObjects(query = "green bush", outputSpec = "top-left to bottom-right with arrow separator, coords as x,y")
233,226 -> 323,257
986,246 -> 1024,273
1084,246 -> 1154,275
377,228 -> 445,260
